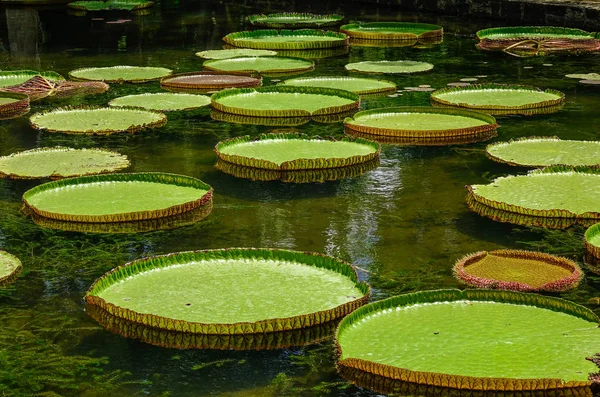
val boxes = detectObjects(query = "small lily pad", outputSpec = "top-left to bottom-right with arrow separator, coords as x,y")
278,76 -> 396,95
69,65 -> 172,83
196,49 -> 277,59
203,56 -> 314,75
340,22 -> 443,41
109,93 -> 211,111
345,60 -> 434,74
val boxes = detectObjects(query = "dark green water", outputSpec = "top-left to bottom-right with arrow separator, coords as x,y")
1,1 -> 600,396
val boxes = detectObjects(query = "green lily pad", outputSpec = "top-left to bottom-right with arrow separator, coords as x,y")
223,29 -> 348,50
160,72 -> 262,92
211,86 -> 359,117
340,22 -> 443,41
345,60 -> 433,74
278,76 -> 396,95
0,251 -> 22,287
585,224 -> 600,261
565,73 -> 600,81
486,137 -> 600,167
336,289 -> 600,391
86,248 -> 370,334
246,13 -> 344,29
0,70 -> 64,88
196,49 -> 277,59
215,133 -> 380,170
67,0 -> 153,11
4,76 -> 109,102
203,56 -> 314,75
23,172 -> 212,223
477,26 -> 597,41
108,93 -> 211,112
454,250 -> 582,292
69,66 -> 172,83
0,92 -> 30,120
0,147 -> 130,179
29,107 -> 166,135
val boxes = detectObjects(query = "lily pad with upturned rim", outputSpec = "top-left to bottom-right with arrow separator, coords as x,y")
223,29 -> 348,50
196,49 -> 277,59
160,71 -> 262,92
29,107 -> 166,135
585,224 -> 600,261
453,250 -> 582,292
340,22 -> 443,41
0,70 -> 64,88
69,66 -> 172,83
345,60 -> 433,74
278,76 -> 396,95
22,172 -> 213,223
336,289 -> 600,391
108,93 -> 211,112
4,76 -> 110,102
203,56 -> 314,75
0,147 -> 130,179
86,248 -> 370,334
0,92 -> 30,120
345,128 -> 497,146
0,251 -> 22,286
246,13 -> 344,29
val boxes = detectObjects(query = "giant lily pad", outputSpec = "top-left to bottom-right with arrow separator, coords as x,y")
23,172 -> 212,223
486,137 -> 600,167
67,0 -> 153,11
109,93 -> 211,112
345,60 -> 433,74
278,76 -> 396,95
211,86 -> 359,118
196,49 -> 277,59
160,72 -> 262,92
340,22 -> 443,41
215,133 -> 380,170
431,84 -> 564,115
0,251 -> 22,287
346,128 -> 497,146
0,70 -> 64,88
0,92 -> 30,120
29,107 -> 166,135
336,289 -> 600,391
223,29 -> 348,50
246,13 -> 344,29
454,250 -> 582,292
4,75 -> 109,101
69,66 -> 172,83
0,147 -> 130,179
86,248 -> 370,334
585,224 -> 600,261
203,56 -> 314,75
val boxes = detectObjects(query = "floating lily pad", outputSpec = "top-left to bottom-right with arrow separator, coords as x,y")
336,289 -> 600,391
4,75 -> 109,101
486,137 -> 600,167
0,92 -> 30,120
278,76 -> 396,95
67,0 -> 153,11
69,65 -> 172,83
271,46 -> 349,59
109,93 -> 211,112
0,147 -> 130,179
86,248 -> 370,334
454,250 -> 582,292
340,22 -> 443,41
29,107 -> 166,135
585,224 -> 600,261
196,49 -> 277,59
160,72 -> 262,93
203,56 -> 314,75
0,251 -> 22,286
431,83 -> 564,115
566,73 -> 600,81
211,86 -> 359,118
0,70 -> 64,88
345,60 -> 433,74
346,128 -> 497,146
23,172 -> 213,223
246,13 -> 344,29
215,133 -> 380,170
223,29 -> 348,50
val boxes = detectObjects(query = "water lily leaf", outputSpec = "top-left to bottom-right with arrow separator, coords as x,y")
0,92 -> 30,120
341,22 -> 443,41
69,65 -> 172,83
585,224 -> 600,261
0,70 -> 64,88
196,49 -> 277,59
565,73 -> 600,81
0,251 -> 21,287
67,0 -> 153,11
160,71 -> 262,92
346,128 -> 497,146
4,75 -> 109,101
85,248 -> 370,334
109,93 -> 210,111
345,60 -> 434,74
223,29 -> 348,50
278,76 -> 396,95
203,56 -> 314,75
246,13 -> 344,29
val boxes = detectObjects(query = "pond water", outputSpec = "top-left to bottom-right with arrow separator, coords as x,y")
1,1 -> 600,396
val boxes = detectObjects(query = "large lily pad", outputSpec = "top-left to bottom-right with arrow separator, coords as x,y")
336,289 -> 600,391
23,172 -> 213,223
278,76 -> 396,95
340,22 -> 443,41
0,92 -> 30,120
223,29 -> 348,50
4,75 -> 109,101
346,128 -> 497,146
86,248 -> 370,334
486,137 -> 600,167
196,49 -> 277,59
585,224 -> 600,261
454,250 -> 582,292
246,13 -> 344,29
345,60 -> 433,74
29,107 -> 166,135
69,66 -> 172,83
0,70 -> 64,88
0,147 -> 130,179
160,72 -> 262,92
203,56 -> 314,75
67,0 -> 153,11
215,133 -> 380,170
211,86 -> 359,117
109,93 -> 211,112
0,251 -> 22,287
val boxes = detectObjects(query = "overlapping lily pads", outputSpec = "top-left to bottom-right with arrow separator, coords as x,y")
69,66 -> 172,83
203,56 -> 314,76
29,107 -> 166,135
486,137 -> 600,167
23,172 -> 213,223
4,76 -> 109,102
246,13 -> 344,29
109,93 -> 211,112
86,248 -> 370,334
336,289 -> 600,392
196,49 -> 277,59
0,251 -> 22,287
223,29 -> 348,50
0,92 -> 30,120
278,76 -> 396,95
160,71 -> 262,92
345,60 -> 433,74
0,70 -> 64,88
431,83 -> 565,115
340,22 -> 443,41
454,250 -> 582,292
0,147 -> 130,179
67,0 -> 153,11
